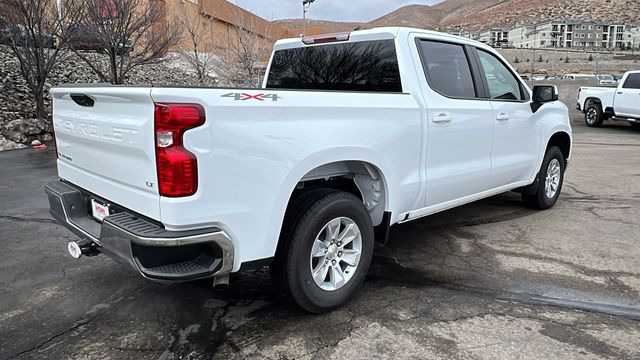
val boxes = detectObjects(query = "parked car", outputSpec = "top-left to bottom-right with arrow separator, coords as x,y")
67,26 -> 132,55
578,70 -> 640,128
612,74 -> 625,82
46,27 -> 572,313
520,75 -> 530,81
563,74 -> 597,81
66,27 -> 102,51
0,26 -> 55,49
597,74 -> 617,85
531,74 -> 548,81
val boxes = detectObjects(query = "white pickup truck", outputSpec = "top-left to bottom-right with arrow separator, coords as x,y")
46,27 -> 572,313
578,70 -> 640,128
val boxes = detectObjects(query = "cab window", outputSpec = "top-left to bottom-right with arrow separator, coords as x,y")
476,50 -> 525,101
417,40 -> 477,99
266,40 -> 402,92
623,74 -> 640,89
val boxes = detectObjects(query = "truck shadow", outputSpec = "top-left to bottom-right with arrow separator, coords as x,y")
140,192 -> 535,357
172,191 -> 533,302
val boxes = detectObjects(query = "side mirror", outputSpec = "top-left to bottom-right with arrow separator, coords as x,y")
531,85 -> 559,112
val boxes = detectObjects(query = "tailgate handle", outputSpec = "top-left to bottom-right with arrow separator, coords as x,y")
70,94 -> 95,107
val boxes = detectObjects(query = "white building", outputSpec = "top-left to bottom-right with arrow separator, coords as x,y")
603,23 -> 640,49
508,22 -> 572,48
443,21 -> 640,51
478,28 -> 510,47
439,28 -> 479,41
631,26 -> 640,50
509,20 -> 629,49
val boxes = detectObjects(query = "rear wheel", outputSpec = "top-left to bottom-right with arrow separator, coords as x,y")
522,146 -> 565,210
584,103 -> 604,127
272,190 -> 374,313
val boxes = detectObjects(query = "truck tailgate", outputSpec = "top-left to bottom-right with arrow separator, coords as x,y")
50,86 -> 160,220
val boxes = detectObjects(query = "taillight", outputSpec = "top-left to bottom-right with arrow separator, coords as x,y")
154,103 -> 205,197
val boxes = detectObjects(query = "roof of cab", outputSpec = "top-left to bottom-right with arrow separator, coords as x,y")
273,27 -> 493,52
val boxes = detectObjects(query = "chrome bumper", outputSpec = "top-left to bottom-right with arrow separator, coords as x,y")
45,181 -> 234,282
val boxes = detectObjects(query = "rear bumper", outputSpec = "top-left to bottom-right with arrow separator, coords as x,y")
45,181 -> 234,282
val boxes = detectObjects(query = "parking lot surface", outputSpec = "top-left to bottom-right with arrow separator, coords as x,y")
1,112 -> 639,359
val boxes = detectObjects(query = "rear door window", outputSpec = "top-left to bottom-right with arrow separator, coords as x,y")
266,40 -> 402,92
417,40 -> 477,99
622,74 -> 640,89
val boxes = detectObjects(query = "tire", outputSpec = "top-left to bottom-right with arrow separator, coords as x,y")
584,103 -> 604,127
522,146 -> 565,210
272,189 -> 374,313
630,122 -> 640,130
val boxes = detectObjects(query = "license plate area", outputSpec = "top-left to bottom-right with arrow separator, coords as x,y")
90,198 -> 110,222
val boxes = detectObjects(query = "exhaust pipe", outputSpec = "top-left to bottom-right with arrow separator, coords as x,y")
67,238 -> 100,258
212,274 -> 230,288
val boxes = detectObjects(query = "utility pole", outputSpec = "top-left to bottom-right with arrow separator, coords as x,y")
551,29 -> 557,76
531,24 -> 537,77
302,0 -> 315,37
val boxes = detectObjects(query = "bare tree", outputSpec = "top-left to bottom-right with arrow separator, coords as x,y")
176,2 -> 217,85
222,7 -> 274,87
0,0 -> 85,120
73,0 -> 181,84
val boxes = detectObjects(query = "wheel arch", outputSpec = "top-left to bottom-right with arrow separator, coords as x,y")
583,96 -> 602,112
546,131 -> 572,166
268,158 -> 392,269
293,160 -> 390,227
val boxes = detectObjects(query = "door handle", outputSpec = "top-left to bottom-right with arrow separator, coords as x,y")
432,113 -> 452,123
496,113 -> 510,121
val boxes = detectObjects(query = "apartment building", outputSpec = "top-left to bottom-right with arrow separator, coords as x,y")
631,26 -> 640,50
508,20 -> 597,48
603,23 -> 640,49
506,20 -> 638,49
477,27 -> 510,47
571,22 -> 606,48
507,25 -> 537,48
439,28 -> 479,41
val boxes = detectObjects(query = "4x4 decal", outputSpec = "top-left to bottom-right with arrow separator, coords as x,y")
221,93 -> 281,101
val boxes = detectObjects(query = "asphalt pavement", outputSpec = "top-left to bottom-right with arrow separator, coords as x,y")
1,111 -> 639,359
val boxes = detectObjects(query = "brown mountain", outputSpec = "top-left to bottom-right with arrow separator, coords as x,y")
280,0 -> 640,33
369,1 -> 508,28
274,20 -> 365,36
369,5 -> 444,29
442,0 -> 640,28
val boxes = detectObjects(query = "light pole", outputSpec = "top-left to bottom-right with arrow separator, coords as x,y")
531,24 -> 537,77
302,0 -> 316,37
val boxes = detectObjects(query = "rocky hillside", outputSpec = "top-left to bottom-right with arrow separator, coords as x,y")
0,46 -> 202,151
443,0 -> 640,28
274,19 -> 364,35
293,0 -> 640,32
369,5 -> 444,29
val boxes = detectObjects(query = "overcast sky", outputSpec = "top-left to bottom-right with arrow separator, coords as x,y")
230,1 -> 440,22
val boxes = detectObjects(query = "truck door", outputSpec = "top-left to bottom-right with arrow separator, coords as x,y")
472,48 -> 542,187
614,73 -> 640,118
414,39 -> 495,207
